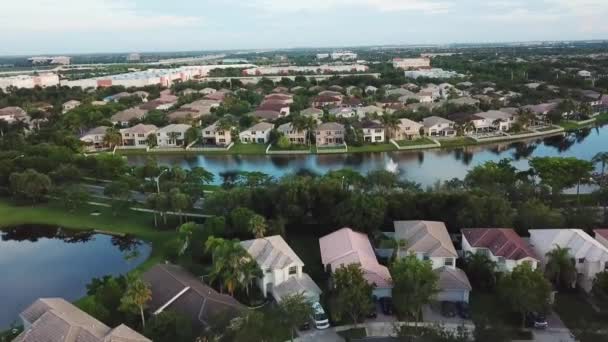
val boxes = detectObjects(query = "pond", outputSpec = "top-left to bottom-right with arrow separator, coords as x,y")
0,225 -> 151,329
126,124 -> 608,188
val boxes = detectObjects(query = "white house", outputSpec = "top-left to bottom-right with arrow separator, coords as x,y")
394,221 -> 471,303
120,124 -> 157,148
462,228 -> 540,272
202,121 -> 232,146
361,120 -> 385,143
62,100 -> 81,114
470,110 -> 515,132
422,116 -> 456,137
239,122 -> 274,144
240,235 -> 322,303
156,124 -> 191,148
80,126 -> 109,150
529,229 -> 608,292
320,228 -> 392,299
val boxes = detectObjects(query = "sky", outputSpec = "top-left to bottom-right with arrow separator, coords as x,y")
1,0 -> 608,55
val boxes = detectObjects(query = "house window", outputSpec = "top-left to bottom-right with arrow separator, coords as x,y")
265,268 -> 272,273
444,258 -> 454,267
423,254 -> 430,261
497,257 -> 506,264
578,258 -> 586,264
288,266 -> 297,275
138,134 -> 144,137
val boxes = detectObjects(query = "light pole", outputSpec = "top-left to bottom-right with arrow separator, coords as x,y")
155,169 -> 169,194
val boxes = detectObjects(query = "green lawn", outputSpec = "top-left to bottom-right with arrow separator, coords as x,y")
554,292 -> 608,342
268,144 -> 311,152
0,199 -> 177,270
438,137 -> 478,148
395,137 -> 436,147
347,143 -> 397,153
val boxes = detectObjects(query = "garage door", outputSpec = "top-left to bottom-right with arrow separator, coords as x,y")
436,290 -> 469,303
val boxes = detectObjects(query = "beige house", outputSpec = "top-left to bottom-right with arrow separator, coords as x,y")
120,124 -> 157,147
316,122 -> 345,147
111,107 -> 148,127
202,121 -> 232,146
62,100 -> 81,113
80,126 -> 109,150
278,123 -> 307,144
394,118 -> 423,140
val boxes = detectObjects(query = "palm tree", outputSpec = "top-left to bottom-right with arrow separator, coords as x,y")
249,214 -> 267,238
545,245 -> 577,289
241,259 -> 262,297
146,133 -> 157,148
205,237 -> 253,297
103,127 -> 122,148
463,252 -> 498,291
593,152 -> 608,219
380,114 -> 399,139
177,222 -> 196,255
120,273 -> 152,328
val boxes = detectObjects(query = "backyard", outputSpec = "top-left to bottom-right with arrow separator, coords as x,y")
395,137 -> 437,147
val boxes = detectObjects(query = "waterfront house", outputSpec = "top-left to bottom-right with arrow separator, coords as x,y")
394,220 -> 471,303
394,118 -> 424,141
278,122 -> 307,145
320,228 -> 392,298
202,121 -> 232,146
80,126 -> 109,150
16,298 -> 150,342
316,122 -> 345,147
422,116 -> 456,137
120,124 -> 157,148
142,264 -> 244,331
529,229 -> 608,292
239,122 -> 274,144
462,228 -> 540,272
470,110 -> 515,132
361,120 -> 386,143
240,235 -> 322,303
156,124 -> 191,148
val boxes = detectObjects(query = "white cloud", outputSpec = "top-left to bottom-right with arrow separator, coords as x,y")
0,0 -> 202,32
248,0 -> 451,14
484,8 -> 560,23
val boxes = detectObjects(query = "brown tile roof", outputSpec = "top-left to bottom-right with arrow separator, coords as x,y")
394,221 -> 457,258
0,106 -> 27,117
142,264 -> 244,330
111,107 -> 148,123
594,229 -> 608,241
16,298 -> 149,342
258,102 -> 289,112
462,228 -> 539,261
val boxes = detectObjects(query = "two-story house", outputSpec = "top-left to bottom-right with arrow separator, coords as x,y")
80,126 -> 109,150
530,229 -> 608,292
394,221 -> 472,303
156,124 -> 191,148
239,122 -> 274,144
278,123 -> 307,145
422,116 -> 456,137
462,228 -> 540,272
240,235 -> 322,303
394,118 -> 424,141
361,120 -> 385,143
471,110 -> 515,132
316,122 -> 345,147
320,228 -> 392,299
120,124 -> 157,148
111,107 -> 148,127
202,121 -> 232,146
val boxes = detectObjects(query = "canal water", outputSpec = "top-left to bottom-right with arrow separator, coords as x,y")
127,125 -> 608,188
0,225 -> 151,328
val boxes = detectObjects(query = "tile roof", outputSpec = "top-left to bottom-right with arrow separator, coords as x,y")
81,126 -> 109,137
594,229 -> 608,241
422,116 -> 454,128
361,120 -> 384,129
111,107 -> 148,123
240,235 -> 304,270
0,106 -> 27,117
16,298 -> 149,342
272,273 -> 322,302
243,122 -> 275,132
530,229 -> 608,263
319,228 -> 392,288
317,122 -> 344,131
462,228 -> 539,261
120,123 -> 157,135
300,108 -> 323,116
157,124 -> 191,133
142,264 -> 244,329
394,221 -> 457,258
435,267 -> 472,291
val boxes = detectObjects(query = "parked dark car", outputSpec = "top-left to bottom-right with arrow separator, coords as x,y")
526,312 -> 548,329
379,297 -> 393,315
298,321 -> 311,331
456,302 -> 471,319
441,301 -> 457,318
366,305 -> 378,319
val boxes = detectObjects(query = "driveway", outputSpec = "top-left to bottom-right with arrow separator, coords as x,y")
422,304 -> 472,326
532,311 -> 575,342
297,328 -> 344,342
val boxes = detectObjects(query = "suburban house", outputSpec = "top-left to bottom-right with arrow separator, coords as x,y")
62,100 -> 81,113
529,229 -> 608,292
394,118 -> 424,141
120,124 -> 157,148
15,298 -> 150,342
356,105 -> 384,119
594,230 -> 608,249
139,98 -> 176,111
240,235 -> 322,303
312,95 -> 342,108
0,106 -> 28,123
202,121 -> 232,146
156,123 -> 191,148
239,122 -> 274,144
319,228 -> 392,298
318,90 -> 343,98
111,107 -> 148,127
80,126 -> 109,150
167,109 -> 202,124
316,122 -> 345,147
301,107 -> 324,122
394,221 -> 472,303
278,122 -> 307,145
265,93 -> 294,104
365,86 -> 378,95
470,110 -> 516,132
361,120 -> 386,143
255,101 -> 291,121
330,106 -> 357,119
142,264 -> 244,332
422,116 -> 456,137
461,228 -> 540,272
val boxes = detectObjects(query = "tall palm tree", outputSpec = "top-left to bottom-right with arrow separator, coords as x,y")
120,273 -> 152,328
380,114 -> 399,139
249,214 -> 267,238
205,237 -> 253,297
177,222 -> 196,255
593,152 -> 608,180
463,252 -> 498,291
545,245 -> 577,289
103,127 -> 122,148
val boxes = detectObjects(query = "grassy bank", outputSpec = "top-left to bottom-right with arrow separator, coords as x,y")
0,199 -> 176,270
347,143 -> 397,153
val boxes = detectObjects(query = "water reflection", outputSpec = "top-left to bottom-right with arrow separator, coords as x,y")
126,124 -> 608,187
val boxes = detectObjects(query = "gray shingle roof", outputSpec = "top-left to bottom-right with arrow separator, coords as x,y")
435,267 -> 472,291
240,235 -> 304,270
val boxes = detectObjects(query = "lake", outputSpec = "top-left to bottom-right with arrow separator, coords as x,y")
0,225 -> 151,329
126,124 -> 608,188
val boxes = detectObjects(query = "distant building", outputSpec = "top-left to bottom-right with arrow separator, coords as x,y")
361,120 -> 385,143
242,64 -> 369,76
0,73 -> 60,90
404,68 -> 464,79
316,53 -> 330,59
127,53 -> 141,62
28,56 -> 71,65
62,100 -> 81,114
331,52 -> 358,61
80,126 -> 109,150
578,70 -> 592,78
111,107 -> 148,127
392,58 -> 431,70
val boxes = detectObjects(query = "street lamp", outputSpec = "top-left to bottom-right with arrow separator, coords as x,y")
155,169 -> 169,194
